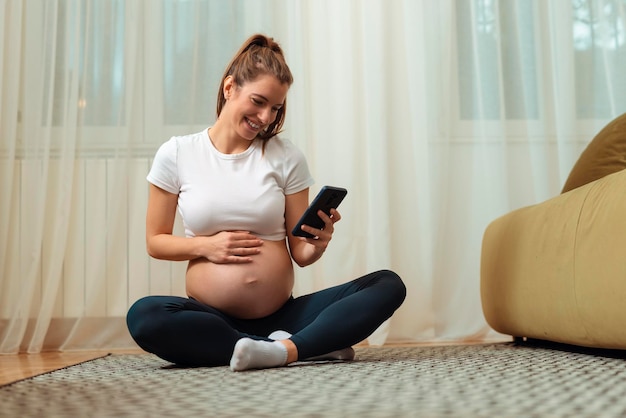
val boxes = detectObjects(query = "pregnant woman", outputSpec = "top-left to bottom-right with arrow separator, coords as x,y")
126,33 -> 406,371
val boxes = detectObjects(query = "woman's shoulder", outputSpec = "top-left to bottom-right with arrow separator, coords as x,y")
170,129 -> 208,147
153,129 -> 209,160
265,135 -> 305,158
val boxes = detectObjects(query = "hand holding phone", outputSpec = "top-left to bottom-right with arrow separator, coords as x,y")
292,186 -> 348,238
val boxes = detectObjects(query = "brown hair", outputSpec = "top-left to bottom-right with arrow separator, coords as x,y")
216,34 -> 294,141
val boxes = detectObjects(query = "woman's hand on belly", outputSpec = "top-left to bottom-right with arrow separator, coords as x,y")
202,231 -> 264,264
186,239 -> 295,319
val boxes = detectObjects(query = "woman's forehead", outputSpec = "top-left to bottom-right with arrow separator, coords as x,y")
242,74 -> 289,103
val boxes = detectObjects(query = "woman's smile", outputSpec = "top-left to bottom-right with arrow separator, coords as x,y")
245,117 -> 262,132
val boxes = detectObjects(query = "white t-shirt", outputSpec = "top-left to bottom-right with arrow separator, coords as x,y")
147,129 -> 314,241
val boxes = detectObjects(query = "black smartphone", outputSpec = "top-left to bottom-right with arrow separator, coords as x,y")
292,186 -> 348,238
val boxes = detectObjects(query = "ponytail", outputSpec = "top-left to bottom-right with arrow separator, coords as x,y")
216,34 -> 293,141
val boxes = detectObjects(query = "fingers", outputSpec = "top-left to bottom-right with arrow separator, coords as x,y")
229,245 -> 262,257
231,231 -> 264,243
227,255 -> 255,263
298,209 -> 341,245
217,246 -> 260,264
209,231 -> 263,264
328,208 -> 341,223
226,235 -> 263,261
227,232 -> 264,248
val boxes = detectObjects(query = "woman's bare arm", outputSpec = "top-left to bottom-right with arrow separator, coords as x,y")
145,184 -> 263,263
285,189 -> 340,267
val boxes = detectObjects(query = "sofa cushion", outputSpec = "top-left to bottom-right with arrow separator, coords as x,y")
561,112 -> 626,193
481,169 -> 626,349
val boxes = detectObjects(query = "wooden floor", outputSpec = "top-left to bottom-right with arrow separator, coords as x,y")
0,338 -> 510,386
0,349 -> 144,386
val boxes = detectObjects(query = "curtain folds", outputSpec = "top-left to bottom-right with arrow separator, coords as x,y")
1,0 -> 625,353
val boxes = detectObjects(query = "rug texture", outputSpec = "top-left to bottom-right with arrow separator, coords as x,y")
2,342 -> 626,417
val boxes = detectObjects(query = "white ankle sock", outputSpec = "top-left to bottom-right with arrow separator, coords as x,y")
229,338 -> 288,372
268,330 -> 292,340
267,330 -> 356,362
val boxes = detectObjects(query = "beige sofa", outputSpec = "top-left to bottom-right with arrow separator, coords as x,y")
480,113 -> 626,349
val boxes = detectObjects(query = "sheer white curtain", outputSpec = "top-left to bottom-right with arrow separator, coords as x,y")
1,0 -> 624,353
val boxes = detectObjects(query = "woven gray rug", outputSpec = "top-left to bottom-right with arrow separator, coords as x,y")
3,342 -> 626,417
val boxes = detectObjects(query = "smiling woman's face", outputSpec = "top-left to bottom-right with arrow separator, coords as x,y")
222,74 -> 289,142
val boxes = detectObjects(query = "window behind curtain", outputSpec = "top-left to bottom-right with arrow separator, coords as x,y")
47,0 -> 126,127
573,0 -> 626,118
456,0 -> 538,120
456,0 -> 626,121
46,0 -> 270,142
162,0 -> 231,125
47,1 -> 625,134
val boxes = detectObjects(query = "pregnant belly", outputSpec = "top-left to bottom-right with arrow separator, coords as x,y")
185,239 -> 295,319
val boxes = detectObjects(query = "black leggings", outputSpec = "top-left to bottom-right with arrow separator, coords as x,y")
126,269 -> 406,367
